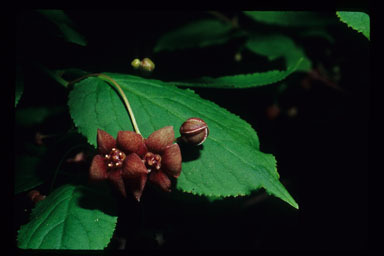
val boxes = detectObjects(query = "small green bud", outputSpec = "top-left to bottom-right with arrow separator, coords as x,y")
234,52 -> 242,62
131,58 -> 141,70
140,58 -> 155,72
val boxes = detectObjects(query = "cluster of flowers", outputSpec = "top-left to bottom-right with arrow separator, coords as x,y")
89,118 -> 208,201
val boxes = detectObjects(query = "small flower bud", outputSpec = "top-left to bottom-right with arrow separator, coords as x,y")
140,58 -> 155,72
27,190 -> 46,204
234,52 -> 242,62
131,58 -> 141,70
179,118 -> 209,146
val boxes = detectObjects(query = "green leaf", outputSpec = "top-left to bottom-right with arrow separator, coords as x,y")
18,183 -> 117,249
68,74 -> 298,208
154,19 -> 235,52
15,66 -> 23,107
167,57 -> 304,88
245,34 -> 311,72
37,10 -> 87,46
163,34 -> 309,89
336,11 -> 370,40
244,11 -> 335,27
15,156 -> 45,194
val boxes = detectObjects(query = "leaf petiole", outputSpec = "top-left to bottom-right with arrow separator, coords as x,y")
96,73 -> 141,135
69,73 -> 141,135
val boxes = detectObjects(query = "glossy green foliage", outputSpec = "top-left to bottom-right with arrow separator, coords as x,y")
168,57 -> 304,88
336,11 -> 370,40
17,183 -> 117,249
67,74 -> 298,208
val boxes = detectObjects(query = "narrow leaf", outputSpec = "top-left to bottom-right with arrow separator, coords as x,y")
336,11 -> 370,40
154,19 -> 235,52
245,34 -> 311,72
244,11 -> 336,27
167,57 -> 304,88
17,183 -> 117,249
68,74 -> 298,208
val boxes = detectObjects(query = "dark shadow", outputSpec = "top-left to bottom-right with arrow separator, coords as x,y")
76,181 -> 119,217
178,140 -> 202,162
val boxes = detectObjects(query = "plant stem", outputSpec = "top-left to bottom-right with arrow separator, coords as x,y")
69,73 -> 141,135
96,73 -> 141,135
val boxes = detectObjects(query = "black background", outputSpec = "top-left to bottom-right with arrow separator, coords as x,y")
14,10 -> 370,253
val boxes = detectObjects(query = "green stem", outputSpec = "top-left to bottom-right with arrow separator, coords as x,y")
69,73 -> 141,135
97,74 -> 141,135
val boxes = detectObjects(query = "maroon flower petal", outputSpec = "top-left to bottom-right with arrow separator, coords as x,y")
122,153 -> 149,178
122,153 -> 149,202
162,144 -> 182,178
89,155 -> 108,181
149,170 -> 172,192
125,173 -> 147,202
145,126 -> 175,153
108,169 -> 127,198
97,129 -> 116,154
117,131 -> 147,157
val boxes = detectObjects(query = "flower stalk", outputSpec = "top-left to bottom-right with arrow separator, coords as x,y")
96,74 -> 141,135
69,73 -> 141,135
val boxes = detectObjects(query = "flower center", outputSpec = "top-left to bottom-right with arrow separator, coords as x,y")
144,152 -> 161,172
104,148 -> 126,169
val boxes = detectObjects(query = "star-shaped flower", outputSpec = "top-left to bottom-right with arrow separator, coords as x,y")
89,126 -> 182,201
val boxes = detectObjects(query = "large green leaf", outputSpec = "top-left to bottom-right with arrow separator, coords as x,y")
336,11 -> 370,40
167,57 -> 304,88
17,183 -> 117,249
243,11 -> 335,27
68,74 -> 298,208
37,10 -> 87,46
245,34 -> 311,72
154,19 -> 236,52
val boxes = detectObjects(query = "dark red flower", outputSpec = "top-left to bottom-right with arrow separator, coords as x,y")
89,127 -> 182,201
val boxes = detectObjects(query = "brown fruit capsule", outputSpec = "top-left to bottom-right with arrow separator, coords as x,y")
179,118 -> 209,146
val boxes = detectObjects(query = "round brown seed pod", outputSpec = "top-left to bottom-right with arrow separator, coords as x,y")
179,117 -> 209,146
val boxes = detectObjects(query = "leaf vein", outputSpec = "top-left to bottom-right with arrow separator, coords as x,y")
26,193 -> 72,248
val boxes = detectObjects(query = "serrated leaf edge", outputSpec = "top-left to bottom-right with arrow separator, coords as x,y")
67,73 -> 297,209
17,184 -> 117,249
111,74 -> 261,149
167,58 -> 303,89
336,11 -> 370,40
